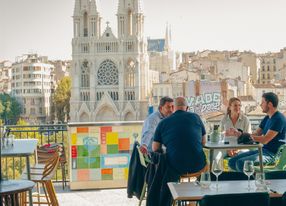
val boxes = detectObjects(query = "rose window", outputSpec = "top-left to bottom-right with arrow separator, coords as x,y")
97,59 -> 119,85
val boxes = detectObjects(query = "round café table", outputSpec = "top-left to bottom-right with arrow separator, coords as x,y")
0,180 -> 35,206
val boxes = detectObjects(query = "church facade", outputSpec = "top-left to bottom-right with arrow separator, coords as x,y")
70,0 -> 151,122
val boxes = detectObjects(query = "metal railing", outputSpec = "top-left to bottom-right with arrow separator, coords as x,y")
0,124 -> 68,184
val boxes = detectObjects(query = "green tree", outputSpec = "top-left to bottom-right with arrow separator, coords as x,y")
0,93 -> 22,124
0,101 -> 3,114
53,76 -> 71,122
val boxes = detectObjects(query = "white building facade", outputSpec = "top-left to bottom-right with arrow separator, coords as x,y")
11,54 -> 54,123
0,61 -> 12,94
70,0 -> 150,122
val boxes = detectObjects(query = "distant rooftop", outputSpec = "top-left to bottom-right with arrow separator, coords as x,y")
147,38 -> 165,52
237,95 -> 255,101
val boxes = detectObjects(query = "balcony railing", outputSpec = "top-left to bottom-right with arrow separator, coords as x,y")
0,124 -> 68,184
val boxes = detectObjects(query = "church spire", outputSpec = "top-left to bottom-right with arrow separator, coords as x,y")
134,0 -> 144,13
117,0 -> 143,14
117,0 -> 144,38
164,23 -> 171,52
73,0 -> 101,38
90,0 -> 99,15
73,0 -> 81,16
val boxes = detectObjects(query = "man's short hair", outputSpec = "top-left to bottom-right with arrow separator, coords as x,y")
262,92 -> 279,108
174,97 -> 188,107
159,96 -> 173,107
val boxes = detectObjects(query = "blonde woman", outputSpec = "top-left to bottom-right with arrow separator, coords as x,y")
221,97 -> 251,156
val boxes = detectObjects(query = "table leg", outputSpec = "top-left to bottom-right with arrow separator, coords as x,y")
209,149 -> 214,170
26,156 -> 33,206
258,147 -> 264,173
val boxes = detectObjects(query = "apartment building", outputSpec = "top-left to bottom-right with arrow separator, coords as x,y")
253,83 -> 286,108
238,51 -> 258,83
0,61 -> 12,93
257,53 -> 278,84
11,54 -> 55,123
276,48 -> 286,80
50,60 -> 71,83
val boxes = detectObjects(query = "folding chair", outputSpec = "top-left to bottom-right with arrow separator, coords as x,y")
137,145 -> 151,206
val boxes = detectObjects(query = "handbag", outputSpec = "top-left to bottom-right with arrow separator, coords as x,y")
237,132 -> 254,144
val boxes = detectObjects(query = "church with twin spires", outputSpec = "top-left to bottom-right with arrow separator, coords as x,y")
70,0 -> 152,122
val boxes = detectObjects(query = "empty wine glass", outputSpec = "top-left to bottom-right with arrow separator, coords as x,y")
243,160 -> 254,190
211,158 -> 223,190
220,131 -> 225,143
200,172 -> 211,189
255,172 -> 267,191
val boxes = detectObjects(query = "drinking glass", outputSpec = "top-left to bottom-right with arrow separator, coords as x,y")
7,134 -> 14,147
243,160 -> 254,190
255,172 -> 266,191
200,172 -> 211,189
220,131 -> 225,143
211,158 -> 223,190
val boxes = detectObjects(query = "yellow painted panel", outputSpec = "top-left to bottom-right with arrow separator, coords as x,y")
106,132 -> 119,144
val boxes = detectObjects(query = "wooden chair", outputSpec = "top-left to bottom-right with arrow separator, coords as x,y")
22,151 -> 60,206
36,143 -> 67,189
175,165 -> 209,206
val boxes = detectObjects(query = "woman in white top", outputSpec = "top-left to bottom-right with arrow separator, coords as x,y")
221,97 -> 251,156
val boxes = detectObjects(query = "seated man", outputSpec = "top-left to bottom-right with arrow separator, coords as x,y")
152,97 -> 207,175
140,96 -> 174,154
229,92 -> 286,172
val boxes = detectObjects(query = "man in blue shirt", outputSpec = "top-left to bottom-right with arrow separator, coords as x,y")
229,92 -> 286,172
152,97 -> 207,174
139,97 -> 174,154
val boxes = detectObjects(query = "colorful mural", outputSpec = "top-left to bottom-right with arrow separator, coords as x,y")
69,122 -> 142,189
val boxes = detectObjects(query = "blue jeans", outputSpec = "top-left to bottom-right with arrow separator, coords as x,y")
228,149 -> 275,172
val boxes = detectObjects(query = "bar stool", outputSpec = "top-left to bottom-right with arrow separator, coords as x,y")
180,164 -> 209,182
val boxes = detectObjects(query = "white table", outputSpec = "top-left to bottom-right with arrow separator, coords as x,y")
204,141 -> 264,172
1,139 -> 38,206
168,179 -> 286,205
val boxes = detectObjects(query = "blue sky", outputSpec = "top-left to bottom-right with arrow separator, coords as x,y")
1,0 -> 286,61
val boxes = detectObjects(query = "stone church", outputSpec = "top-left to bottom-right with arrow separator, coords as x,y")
70,0 -> 152,122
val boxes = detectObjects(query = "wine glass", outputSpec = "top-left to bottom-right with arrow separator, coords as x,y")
220,131 -> 225,143
255,172 -> 267,191
243,160 -> 254,190
211,158 -> 223,190
200,172 -> 211,189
